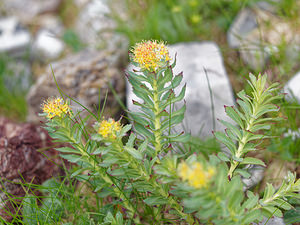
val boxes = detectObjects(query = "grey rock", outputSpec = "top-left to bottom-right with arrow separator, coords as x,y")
284,71 -> 300,104
256,0 -> 280,13
253,216 -> 285,225
228,5 -> 300,70
32,29 -> 64,61
242,165 -> 265,191
227,7 -> 270,71
127,42 -> 235,137
0,17 -> 31,57
75,0 -> 128,53
227,8 -> 258,48
2,0 -> 62,24
26,49 -> 125,123
239,41 -> 269,71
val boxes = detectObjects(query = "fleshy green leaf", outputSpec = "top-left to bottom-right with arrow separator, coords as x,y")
144,196 -> 168,206
240,157 -> 266,167
125,146 -> 143,160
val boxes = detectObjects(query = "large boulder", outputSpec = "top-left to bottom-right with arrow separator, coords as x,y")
127,42 -> 235,137
0,117 -> 64,221
27,49 -> 126,123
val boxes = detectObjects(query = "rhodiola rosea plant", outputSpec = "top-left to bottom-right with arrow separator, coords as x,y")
31,40 -> 299,224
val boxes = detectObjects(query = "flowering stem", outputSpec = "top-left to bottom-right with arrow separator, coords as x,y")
114,140 -> 194,224
58,119 -> 140,223
153,78 -> 162,157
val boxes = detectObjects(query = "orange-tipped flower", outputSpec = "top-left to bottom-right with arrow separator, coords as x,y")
131,40 -> 170,72
178,161 -> 215,189
97,118 -> 122,139
41,97 -> 71,119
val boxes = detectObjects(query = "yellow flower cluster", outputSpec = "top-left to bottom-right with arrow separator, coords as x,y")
178,161 -> 215,189
97,119 -> 122,139
41,97 -> 71,119
131,40 -> 170,72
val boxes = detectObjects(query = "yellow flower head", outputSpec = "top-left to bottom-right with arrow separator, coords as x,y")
97,118 -> 122,139
131,40 -> 171,72
178,161 -> 215,189
41,97 -> 71,119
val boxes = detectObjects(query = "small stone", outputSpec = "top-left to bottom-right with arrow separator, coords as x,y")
32,29 -> 64,61
227,8 -> 257,48
127,42 -> 235,137
284,71 -> 300,104
0,17 -> 31,57
26,49 -> 125,123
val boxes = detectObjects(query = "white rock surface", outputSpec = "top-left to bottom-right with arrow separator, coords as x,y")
284,71 -> 300,104
0,17 -> 31,56
32,29 -> 64,61
253,216 -> 285,225
127,42 -> 235,137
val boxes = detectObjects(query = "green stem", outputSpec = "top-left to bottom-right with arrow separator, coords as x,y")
115,141 -> 195,224
150,78 -> 194,223
228,105 -> 257,180
152,78 -> 162,156
59,120 -> 140,223
150,179 -> 195,224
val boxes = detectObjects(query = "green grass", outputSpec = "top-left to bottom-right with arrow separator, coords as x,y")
0,54 -> 28,121
0,164 -> 109,224
111,0 -> 260,46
